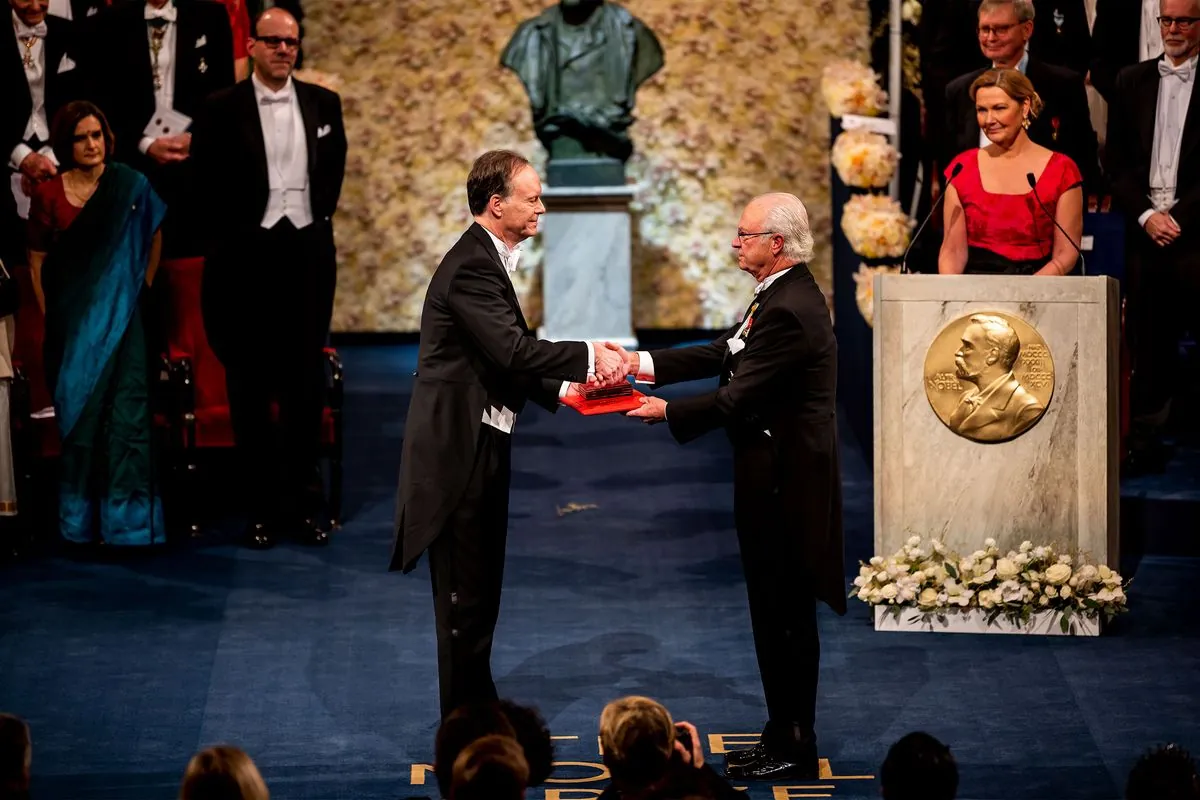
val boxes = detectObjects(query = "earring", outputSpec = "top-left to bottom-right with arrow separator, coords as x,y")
1022,116 -> 1031,130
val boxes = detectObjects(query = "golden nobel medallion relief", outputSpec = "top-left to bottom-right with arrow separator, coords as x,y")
924,312 -> 1054,443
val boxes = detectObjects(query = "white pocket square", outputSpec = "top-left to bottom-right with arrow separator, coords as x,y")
195,35 -> 207,48
57,54 -> 76,73
86,5 -> 97,14
317,124 -> 331,138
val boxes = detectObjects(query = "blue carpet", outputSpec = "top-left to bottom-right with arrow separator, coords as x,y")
1,344 -> 1198,800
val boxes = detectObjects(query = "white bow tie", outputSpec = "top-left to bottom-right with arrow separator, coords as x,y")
144,3 -> 178,22
260,93 -> 292,105
16,21 -> 48,38
1159,59 -> 1195,82
502,249 -> 521,274
753,280 -> 769,295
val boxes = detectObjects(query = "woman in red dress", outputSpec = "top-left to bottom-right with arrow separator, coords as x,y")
939,69 -> 1084,275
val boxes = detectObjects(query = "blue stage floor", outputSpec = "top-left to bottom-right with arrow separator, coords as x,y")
1,345 -> 1198,800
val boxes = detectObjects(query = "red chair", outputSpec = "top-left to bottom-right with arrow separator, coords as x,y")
158,256 -> 345,534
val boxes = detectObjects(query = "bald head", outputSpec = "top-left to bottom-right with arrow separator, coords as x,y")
249,8 -> 301,89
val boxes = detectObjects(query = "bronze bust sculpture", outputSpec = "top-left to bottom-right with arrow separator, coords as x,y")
501,0 -> 664,186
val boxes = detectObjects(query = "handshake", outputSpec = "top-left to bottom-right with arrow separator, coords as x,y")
568,342 -> 668,422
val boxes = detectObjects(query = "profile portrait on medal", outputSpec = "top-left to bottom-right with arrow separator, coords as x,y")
944,314 -> 1046,442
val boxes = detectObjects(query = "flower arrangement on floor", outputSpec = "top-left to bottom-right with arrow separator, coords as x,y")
840,194 -> 913,259
852,263 -> 900,327
820,59 -> 889,118
853,537 -> 1129,634
831,130 -> 899,189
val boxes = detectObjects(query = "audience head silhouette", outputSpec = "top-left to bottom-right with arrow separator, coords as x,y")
1126,744 -> 1200,800
495,699 -> 556,787
178,745 -> 269,800
881,732 -> 958,800
599,695 -> 677,794
450,734 -> 529,800
0,714 -> 31,799
435,704 -> 518,798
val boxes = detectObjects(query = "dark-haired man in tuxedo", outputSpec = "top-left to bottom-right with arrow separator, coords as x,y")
90,0 -> 233,258
191,7 -> 345,547
1106,0 -> 1200,467
943,0 -> 1101,189
2,0 -> 84,267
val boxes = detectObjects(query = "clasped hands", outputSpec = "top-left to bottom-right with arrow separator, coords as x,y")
565,342 -> 668,422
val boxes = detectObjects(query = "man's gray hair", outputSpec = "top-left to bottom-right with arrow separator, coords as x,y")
759,193 -> 815,263
978,0 -> 1035,22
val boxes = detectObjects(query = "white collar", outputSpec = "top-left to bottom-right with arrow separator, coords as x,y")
481,225 -> 521,274
252,73 -> 295,103
753,267 -> 793,295
143,1 -> 177,22
13,12 -> 47,36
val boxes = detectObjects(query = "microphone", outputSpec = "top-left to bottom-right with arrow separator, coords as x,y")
902,162 -> 963,274
1027,172 -> 1086,275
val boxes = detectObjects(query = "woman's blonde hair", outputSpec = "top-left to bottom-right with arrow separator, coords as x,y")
970,68 -> 1045,120
599,696 -> 676,791
179,745 -> 269,800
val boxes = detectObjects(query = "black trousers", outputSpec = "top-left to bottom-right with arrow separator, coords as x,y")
1128,238 -> 1200,422
222,220 -> 331,523
427,424 -> 512,719
733,441 -> 820,755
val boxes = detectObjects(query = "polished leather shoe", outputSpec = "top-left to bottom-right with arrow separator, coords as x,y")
295,518 -> 330,547
723,742 -> 767,768
244,522 -> 276,550
725,752 -> 819,782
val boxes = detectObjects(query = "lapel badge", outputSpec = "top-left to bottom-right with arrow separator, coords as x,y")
199,57 -> 208,74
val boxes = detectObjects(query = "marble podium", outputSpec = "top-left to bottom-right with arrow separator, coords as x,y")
539,185 -> 637,347
873,275 -> 1120,565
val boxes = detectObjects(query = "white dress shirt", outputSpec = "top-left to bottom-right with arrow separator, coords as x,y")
634,268 -> 794,384
252,74 -> 313,229
137,1 -> 179,155
10,13 -> 52,170
1140,0 -> 1166,63
1139,55 -> 1196,226
979,49 -> 1031,148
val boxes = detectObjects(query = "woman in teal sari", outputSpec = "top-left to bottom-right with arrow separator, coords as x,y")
27,101 -> 167,547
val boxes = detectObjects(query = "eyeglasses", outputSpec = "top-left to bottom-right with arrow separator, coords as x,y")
735,231 -> 776,242
978,22 -> 1019,36
253,35 -> 301,50
1158,15 -> 1199,29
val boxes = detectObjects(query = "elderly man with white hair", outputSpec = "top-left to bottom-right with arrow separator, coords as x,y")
608,193 -> 845,781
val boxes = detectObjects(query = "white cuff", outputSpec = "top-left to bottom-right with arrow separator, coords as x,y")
558,381 -> 570,401
634,350 -> 656,384
585,340 -> 595,377
10,144 -> 33,172
138,136 -> 156,155
1138,209 -> 1155,228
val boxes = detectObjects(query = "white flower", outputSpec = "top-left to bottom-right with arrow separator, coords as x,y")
1014,552 -> 1031,567
945,579 -> 963,596
978,589 -> 997,609
1058,554 -> 1073,565
898,587 -> 917,604
1019,540 -> 1033,553
1098,565 -> 1113,581
927,565 -> 948,584
853,575 -> 869,588
932,539 -> 946,555
918,587 -> 939,606
1039,595 -> 1050,607
857,587 -> 872,600
1045,586 -> 1058,598
869,556 -> 885,567
1094,588 -> 1114,603
910,570 -> 927,584
984,538 -> 997,548
1030,581 -> 1041,592
969,569 -> 997,586
875,571 -> 890,583
996,558 -> 1020,580
1060,585 -> 1072,599
978,557 -> 995,573
1000,581 -> 1024,604
1033,546 -> 1049,560
958,558 -> 974,576
906,535 -> 922,547
880,583 -> 900,601
1113,587 -> 1127,604
1045,563 -> 1073,585
1079,565 -> 1098,582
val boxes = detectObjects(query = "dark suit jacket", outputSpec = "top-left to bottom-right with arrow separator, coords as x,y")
1029,0 -> 1092,76
1088,0 -> 1141,102
1105,57 -> 1200,271
645,266 -> 846,614
2,15 -> 83,163
389,223 -> 591,573
944,57 -> 1101,189
89,0 -> 233,183
190,76 -> 347,361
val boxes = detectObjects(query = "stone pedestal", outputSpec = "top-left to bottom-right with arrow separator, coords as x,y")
873,275 -> 1120,564
539,185 -> 637,347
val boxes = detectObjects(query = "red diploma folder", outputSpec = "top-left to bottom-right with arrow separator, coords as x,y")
563,388 -> 647,415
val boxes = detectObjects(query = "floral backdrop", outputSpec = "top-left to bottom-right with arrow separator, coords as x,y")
304,0 -> 870,332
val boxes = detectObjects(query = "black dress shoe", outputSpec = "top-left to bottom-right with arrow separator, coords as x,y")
294,518 -> 330,547
725,752 -> 819,782
244,522 -> 276,550
723,743 -> 767,768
